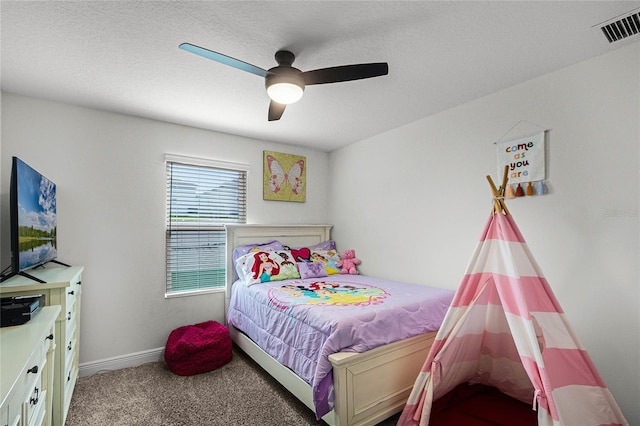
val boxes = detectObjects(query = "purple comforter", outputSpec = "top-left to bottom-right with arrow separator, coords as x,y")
227,274 -> 454,419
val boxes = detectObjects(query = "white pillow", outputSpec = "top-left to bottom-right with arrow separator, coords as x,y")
236,250 -> 300,285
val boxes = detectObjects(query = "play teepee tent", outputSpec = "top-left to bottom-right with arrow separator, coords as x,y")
398,169 -> 628,426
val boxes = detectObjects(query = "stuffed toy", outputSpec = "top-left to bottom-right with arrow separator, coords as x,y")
337,249 -> 361,275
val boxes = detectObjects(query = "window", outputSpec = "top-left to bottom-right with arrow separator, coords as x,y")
165,154 -> 247,296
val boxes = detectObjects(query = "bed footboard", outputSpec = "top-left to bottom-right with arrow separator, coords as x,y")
229,324 -> 436,426
329,332 -> 437,426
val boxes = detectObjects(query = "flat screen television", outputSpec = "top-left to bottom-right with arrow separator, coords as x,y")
7,157 -> 61,281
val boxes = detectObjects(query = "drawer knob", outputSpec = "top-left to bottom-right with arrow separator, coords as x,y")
68,343 -> 72,351
68,312 -> 72,320
77,280 -> 82,285
27,365 -> 38,374
30,387 -> 39,406
68,290 -> 75,295
46,333 -> 54,341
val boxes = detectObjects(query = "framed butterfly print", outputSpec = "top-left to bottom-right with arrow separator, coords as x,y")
263,151 -> 306,202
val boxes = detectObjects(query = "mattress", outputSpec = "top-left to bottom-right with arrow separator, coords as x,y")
227,274 -> 454,418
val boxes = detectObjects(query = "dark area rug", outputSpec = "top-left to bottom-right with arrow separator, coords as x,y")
429,383 -> 537,426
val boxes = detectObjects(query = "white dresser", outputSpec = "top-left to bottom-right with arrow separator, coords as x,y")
0,267 -> 83,426
1,305 -> 60,426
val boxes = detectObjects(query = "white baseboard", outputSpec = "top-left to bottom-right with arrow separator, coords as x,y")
79,347 -> 165,377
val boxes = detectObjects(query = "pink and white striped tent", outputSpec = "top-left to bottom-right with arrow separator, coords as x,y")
398,206 -> 628,425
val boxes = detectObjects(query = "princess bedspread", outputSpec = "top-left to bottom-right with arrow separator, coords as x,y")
227,274 -> 454,419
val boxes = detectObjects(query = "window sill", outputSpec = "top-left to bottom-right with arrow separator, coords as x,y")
164,287 -> 225,299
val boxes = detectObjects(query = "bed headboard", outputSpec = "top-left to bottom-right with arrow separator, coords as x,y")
224,224 -> 332,316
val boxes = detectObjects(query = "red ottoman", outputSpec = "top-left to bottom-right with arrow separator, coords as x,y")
164,320 -> 232,376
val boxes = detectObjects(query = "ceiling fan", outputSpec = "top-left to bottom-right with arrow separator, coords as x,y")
179,43 -> 389,121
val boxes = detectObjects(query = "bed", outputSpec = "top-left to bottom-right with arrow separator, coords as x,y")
225,224 -> 454,426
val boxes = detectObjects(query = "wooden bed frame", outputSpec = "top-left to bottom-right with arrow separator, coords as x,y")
225,224 -> 437,426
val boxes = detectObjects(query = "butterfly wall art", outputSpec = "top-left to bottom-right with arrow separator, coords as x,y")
263,151 -> 306,202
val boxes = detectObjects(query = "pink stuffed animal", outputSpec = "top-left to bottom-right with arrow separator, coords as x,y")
337,249 -> 361,275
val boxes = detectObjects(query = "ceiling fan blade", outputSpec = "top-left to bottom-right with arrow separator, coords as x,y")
302,63 -> 388,85
268,101 -> 286,121
179,43 -> 268,78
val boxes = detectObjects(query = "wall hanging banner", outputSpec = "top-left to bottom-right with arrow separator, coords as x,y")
496,131 -> 545,184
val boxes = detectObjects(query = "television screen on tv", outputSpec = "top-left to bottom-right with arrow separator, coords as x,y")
10,157 -> 58,273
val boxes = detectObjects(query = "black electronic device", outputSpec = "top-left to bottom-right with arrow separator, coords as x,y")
1,157 -> 70,284
0,294 -> 44,327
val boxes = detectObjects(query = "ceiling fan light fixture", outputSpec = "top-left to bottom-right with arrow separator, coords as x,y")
266,69 -> 305,104
179,43 -> 388,121
267,82 -> 304,104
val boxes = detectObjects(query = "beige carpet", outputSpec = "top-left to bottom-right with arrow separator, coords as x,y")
66,348 -> 400,426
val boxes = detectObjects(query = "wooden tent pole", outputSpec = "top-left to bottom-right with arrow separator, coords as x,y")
486,175 -> 502,214
500,164 -> 509,197
486,165 -> 511,215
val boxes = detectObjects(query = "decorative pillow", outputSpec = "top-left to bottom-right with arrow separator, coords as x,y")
286,241 -> 337,263
285,240 -> 337,252
289,247 -> 312,262
272,251 -> 301,280
309,249 -> 341,275
297,261 -> 328,279
232,240 -> 284,265
232,240 -> 285,281
236,250 -> 300,285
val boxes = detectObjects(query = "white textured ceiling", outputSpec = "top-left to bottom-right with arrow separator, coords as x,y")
1,1 -> 639,152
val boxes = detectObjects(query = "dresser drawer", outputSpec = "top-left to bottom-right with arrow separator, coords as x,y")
65,304 -> 78,341
65,283 -> 78,312
63,364 -> 78,415
64,334 -> 77,375
0,402 -> 6,426
22,374 -> 46,426
30,390 -> 48,426
5,389 -> 22,426
14,342 -> 45,403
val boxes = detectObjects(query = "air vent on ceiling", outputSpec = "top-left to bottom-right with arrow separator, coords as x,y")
596,8 -> 640,44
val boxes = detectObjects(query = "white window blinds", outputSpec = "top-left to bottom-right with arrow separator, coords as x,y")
165,155 -> 247,295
